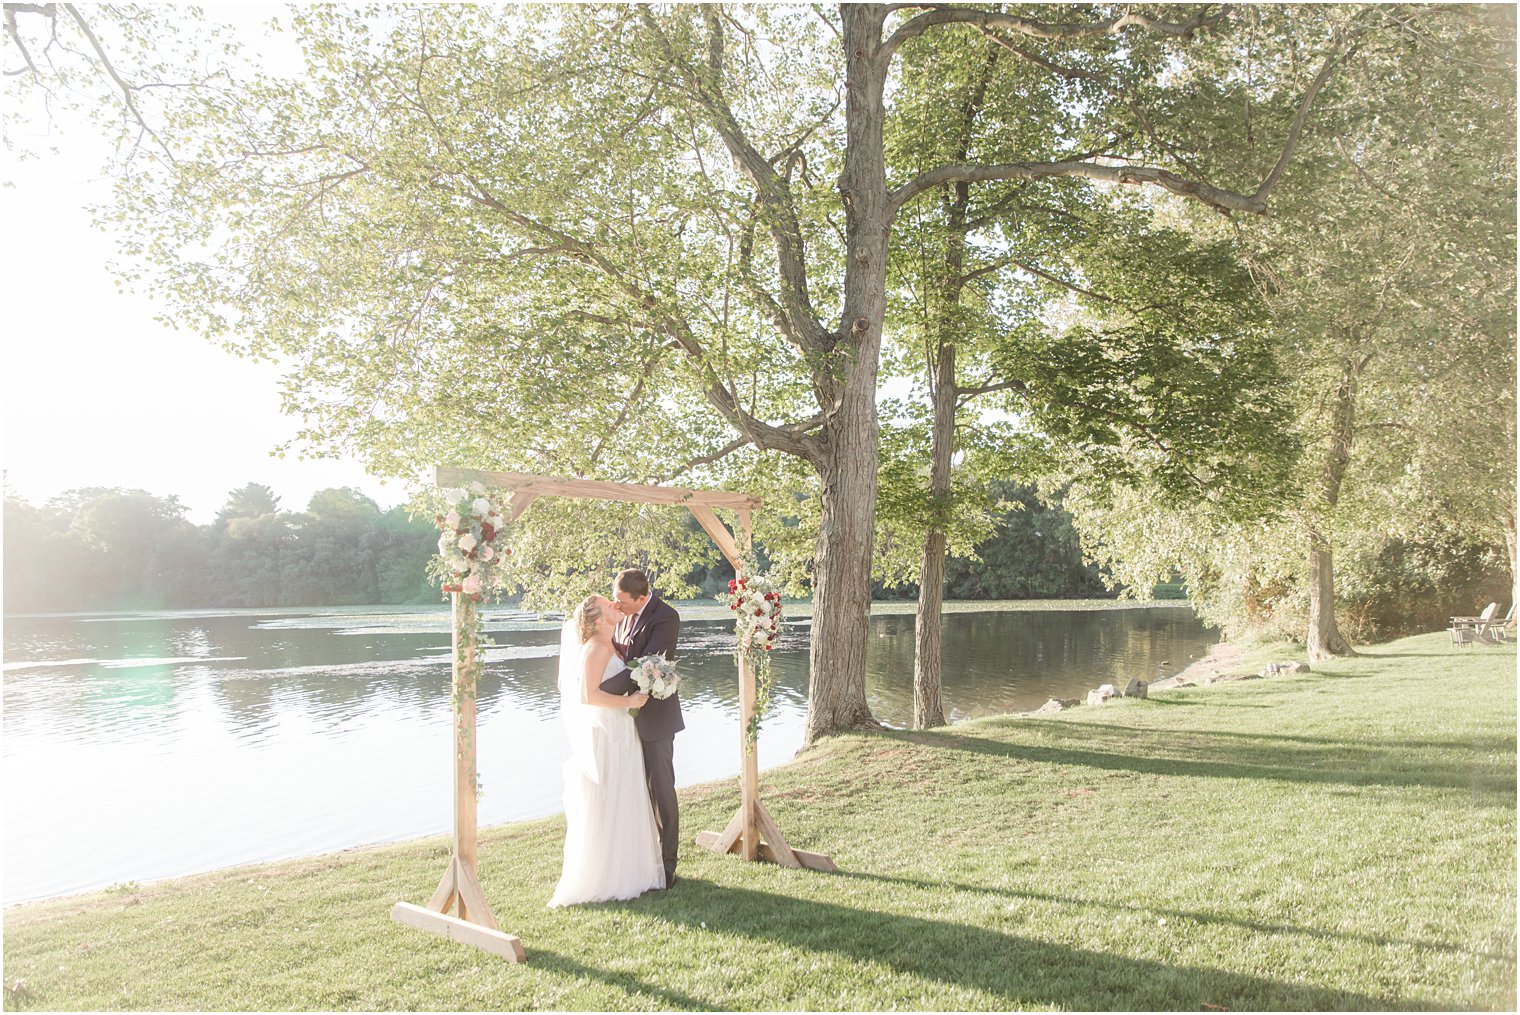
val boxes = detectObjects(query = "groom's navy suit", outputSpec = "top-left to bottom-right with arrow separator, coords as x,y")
601,595 -> 683,883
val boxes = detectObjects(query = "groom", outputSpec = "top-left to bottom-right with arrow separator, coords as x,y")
601,568 -> 683,887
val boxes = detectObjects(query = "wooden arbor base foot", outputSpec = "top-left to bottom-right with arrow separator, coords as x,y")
696,800 -> 836,873
391,903 -> 526,962
392,854 -> 525,963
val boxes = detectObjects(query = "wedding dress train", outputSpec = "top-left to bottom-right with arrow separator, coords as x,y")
549,638 -> 665,907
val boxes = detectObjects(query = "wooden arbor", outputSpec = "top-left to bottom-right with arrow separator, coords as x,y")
391,466 -> 834,962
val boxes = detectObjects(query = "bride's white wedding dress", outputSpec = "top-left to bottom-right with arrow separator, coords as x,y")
549,638 -> 666,907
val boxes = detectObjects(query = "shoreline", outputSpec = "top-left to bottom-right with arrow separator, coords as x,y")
1152,640 -> 1251,689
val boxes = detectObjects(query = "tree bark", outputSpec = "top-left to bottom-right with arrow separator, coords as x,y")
909,52 -> 991,730
1505,510 -> 1517,614
1306,356 -> 1358,661
913,337 -> 955,729
803,4 -> 890,741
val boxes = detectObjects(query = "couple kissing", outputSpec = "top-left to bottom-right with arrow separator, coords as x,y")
549,568 -> 682,907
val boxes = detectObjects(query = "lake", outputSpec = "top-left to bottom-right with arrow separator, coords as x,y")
2,601 -> 1215,904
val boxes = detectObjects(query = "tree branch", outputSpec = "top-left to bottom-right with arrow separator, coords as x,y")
3,3 -> 48,76
972,24 -> 1104,82
638,8 -> 830,352
1249,35 -> 1355,206
586,336 -> 666,471
654,436 -> 753,485
457,177 -> 822,464
957,377 -> 1026,400
652,411 -> 826,484
891,158 -> 1270,219
886,9 -> 1354,221
881,4 -> 1230,65
58,3 -> 173,161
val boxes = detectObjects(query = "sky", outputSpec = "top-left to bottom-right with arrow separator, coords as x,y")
0,6 -> 411,525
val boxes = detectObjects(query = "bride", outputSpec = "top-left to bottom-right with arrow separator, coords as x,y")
548,594 -> 666,907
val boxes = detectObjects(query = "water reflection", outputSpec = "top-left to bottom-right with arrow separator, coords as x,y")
2,603 -> 1213,903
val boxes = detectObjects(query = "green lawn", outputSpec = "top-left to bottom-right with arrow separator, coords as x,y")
4,632 -> 1514,1011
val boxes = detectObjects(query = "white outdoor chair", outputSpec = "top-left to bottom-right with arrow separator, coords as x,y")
1449,602 -> 1498,647
1477,603 -> 1514,644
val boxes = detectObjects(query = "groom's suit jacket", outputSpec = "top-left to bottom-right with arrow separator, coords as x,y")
601,595 -> 685,741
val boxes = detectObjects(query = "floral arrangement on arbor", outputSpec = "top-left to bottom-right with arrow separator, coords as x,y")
433,481 -> 514,600
720,565 -> 783,747
430,480 -> 514,799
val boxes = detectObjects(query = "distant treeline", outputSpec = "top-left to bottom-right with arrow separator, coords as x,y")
3,481 -> 1111,613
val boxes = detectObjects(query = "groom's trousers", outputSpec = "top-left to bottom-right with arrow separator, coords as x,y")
641,736 -> 679,883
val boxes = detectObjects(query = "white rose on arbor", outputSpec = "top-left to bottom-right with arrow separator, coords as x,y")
468,481 -> 486,495
461,574 -> 482,595
480,545 -> 495,561
445,510 -> 462,529
472,497 -> 490,515
437,533 -> 452,554
458,533 -> 478,552
443,488 -> 466,503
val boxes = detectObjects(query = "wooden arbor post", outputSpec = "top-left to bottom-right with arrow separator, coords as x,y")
393,467 -> 833,958
685,504 -> 836,874
391,485 -> 539,962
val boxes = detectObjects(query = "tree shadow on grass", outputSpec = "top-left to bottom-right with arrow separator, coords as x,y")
635,879 -> 1399,1010
831,869 -> 1517,966
524,947 -> 721,1011
1055,722 -> 1516,756
888,724 -> 1516,798
1355,651 -> 1512,659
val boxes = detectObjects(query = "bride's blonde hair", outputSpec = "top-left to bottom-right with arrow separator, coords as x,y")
573,596 -> 605,644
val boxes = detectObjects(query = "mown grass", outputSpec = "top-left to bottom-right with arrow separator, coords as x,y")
4,632 -> 1513,1011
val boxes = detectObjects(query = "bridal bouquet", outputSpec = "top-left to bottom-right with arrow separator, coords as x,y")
628,654 -> 680,713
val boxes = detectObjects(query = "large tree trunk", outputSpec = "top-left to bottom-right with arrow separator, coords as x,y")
1306,356 -> 1359,661
913,339 -> 955,729
1505,510 -> 1517,614
1306,533 -> 1352,659
804,4 -> 889,742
